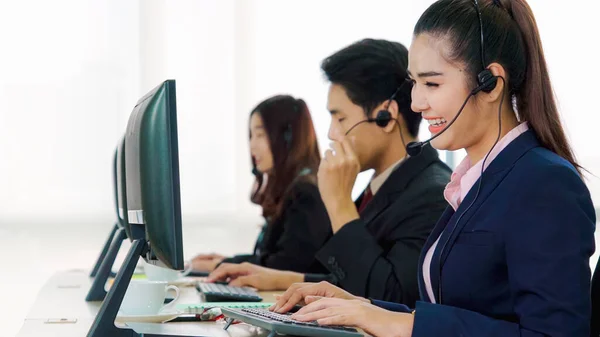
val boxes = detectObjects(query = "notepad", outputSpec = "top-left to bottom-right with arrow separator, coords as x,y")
177,302 -> 275,314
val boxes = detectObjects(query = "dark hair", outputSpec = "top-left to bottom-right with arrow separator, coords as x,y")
321,38 -> 421,138
249,95 -> 321,221
414,0 -> 581,174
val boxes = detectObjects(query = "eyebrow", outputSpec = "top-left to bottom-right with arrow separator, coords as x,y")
407,70 -> 444,78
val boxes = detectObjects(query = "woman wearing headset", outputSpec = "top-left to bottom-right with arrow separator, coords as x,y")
190,95 -> 332,274
270,1 -> 596,336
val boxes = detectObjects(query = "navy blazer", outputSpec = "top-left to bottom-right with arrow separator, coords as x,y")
373,130 -> 596,337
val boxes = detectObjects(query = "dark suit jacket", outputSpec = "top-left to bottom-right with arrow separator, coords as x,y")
223,178 -> 331,274
306,145 -> 451,307
372,130 -> 596,337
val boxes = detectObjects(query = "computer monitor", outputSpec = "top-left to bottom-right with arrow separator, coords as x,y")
88,80 -> 183,337
116,137 -> 132,240
86,137 -> 131,302
124,79 -> 183,270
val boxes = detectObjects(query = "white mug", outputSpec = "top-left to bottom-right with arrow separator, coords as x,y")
144,262 -> 192,282
120,280 -> 180,315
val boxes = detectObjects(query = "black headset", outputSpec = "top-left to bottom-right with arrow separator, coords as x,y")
283,100 -> 304,149
434,0 -> 507,305
473,0 -> 498,94
283,123 -> 293,149
344,86 -> 407,147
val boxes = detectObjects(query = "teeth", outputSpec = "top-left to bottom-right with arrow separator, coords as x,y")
427,118 -> 447,126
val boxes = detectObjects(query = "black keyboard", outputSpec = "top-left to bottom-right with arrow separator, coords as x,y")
241,308 -> 358,331
221,307 -> 362,337
196,282 -> 262,302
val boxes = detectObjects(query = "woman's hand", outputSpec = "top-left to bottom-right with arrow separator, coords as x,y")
291,297 -> 414,337
271,281 -> 367,314
190,253 -> 226,272
207,262 -> 303,290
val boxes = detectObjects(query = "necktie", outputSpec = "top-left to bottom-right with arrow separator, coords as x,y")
358,186 -> 373,214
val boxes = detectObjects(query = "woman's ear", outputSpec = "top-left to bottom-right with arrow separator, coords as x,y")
482,62 -> 508,103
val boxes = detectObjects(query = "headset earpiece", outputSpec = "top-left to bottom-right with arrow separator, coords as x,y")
371,110 -> 392,127
475,69 -> 498,94
344,89 -> 398,136
283,123 -> 292,149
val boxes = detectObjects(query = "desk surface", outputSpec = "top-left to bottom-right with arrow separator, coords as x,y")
16,270 -> 281,337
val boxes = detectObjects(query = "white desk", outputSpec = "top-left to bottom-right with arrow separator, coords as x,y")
21,269 -> 102,320
16,270 -> 276,337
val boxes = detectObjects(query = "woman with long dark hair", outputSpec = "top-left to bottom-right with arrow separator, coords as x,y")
191,95 -> 331,275
270,1 -> 596,336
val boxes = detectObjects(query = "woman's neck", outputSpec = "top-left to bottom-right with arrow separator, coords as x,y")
466,110 -> 519,165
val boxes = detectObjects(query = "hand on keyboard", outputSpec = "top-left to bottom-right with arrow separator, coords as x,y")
241,308 -> 357,332
290,297 -> 415,337
272,281 -> 368,314
208,262 -> 303,291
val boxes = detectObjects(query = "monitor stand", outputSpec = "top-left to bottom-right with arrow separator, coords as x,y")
90,223 -> 120,278
86,237 -> 185,337
86,227 -> 127,301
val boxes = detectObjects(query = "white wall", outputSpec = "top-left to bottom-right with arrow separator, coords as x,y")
0,0 -> 140,221
0,0 -> 598,225
138,0 -> 241,218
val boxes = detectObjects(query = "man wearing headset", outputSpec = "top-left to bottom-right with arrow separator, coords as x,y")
209,39 -> 451,307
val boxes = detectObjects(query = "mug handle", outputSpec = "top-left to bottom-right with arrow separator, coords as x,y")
159,285 -> 180,313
